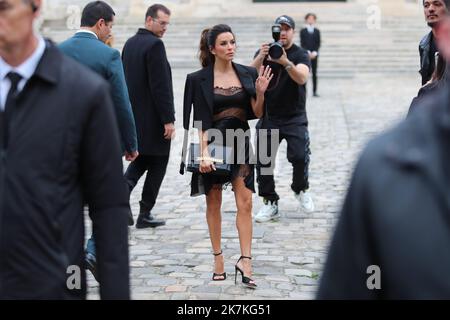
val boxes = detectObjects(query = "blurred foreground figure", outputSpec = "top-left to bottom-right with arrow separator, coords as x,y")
318,15 -> 450,299
0,0 -> 129,299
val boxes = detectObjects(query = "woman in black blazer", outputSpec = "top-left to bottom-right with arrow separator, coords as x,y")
183,24 -> 272,288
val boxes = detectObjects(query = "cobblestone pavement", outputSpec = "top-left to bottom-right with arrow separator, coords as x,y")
86,69 -> 421,300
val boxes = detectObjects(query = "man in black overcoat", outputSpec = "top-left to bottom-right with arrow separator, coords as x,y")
0,0 -> 129,299
122,4 -> 175,228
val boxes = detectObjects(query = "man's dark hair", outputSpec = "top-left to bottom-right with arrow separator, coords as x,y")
423,0 -> 450,8
305,13 -> 317,21
80,1 -> 115,27
145,4 -> 171,20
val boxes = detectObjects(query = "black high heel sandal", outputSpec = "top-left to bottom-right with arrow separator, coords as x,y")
235,256 -> 257,288
212,250 -> 227,281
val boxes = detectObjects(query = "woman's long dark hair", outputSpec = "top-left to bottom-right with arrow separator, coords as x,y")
198,24 -> 234,67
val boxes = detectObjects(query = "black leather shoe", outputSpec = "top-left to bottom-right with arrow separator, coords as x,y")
136,213 -> 166,229
85,252 -> 99,282
128,209 -> 134,226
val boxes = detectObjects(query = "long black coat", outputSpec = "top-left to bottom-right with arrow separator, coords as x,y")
300,28 -> 321,53
318,81 -> 450,299
0,41 -> 130,299
407,80 -> 441,117
122,29 -> 175,156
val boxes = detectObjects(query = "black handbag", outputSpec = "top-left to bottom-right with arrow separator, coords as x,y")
186,142 -> 233,176
180,81 -> 232,176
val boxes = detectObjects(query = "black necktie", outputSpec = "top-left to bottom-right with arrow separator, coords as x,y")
1,72 -> 22,149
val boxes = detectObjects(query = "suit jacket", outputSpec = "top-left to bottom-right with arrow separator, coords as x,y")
300,28 -> 321,53
58,32 -> 138,153
122,29 -> 175,156
0,41 -> 130,299
182,62 -> 258,131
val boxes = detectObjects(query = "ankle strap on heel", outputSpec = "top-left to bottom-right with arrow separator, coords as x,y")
237,255 -> 252,263
213,250 -> 223,256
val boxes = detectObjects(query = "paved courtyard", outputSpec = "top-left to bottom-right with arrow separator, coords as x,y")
84,69 -> 420,300
43,0 -> 425,300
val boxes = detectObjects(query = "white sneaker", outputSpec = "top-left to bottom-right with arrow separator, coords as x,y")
254,200 -> 280,223
296,191 -> 315,213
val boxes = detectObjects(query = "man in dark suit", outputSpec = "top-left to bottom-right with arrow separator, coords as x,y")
300,13 -> 321,97
0,0 -> 129,299
59,1 -> 138,159
122,4 -> 175,229
419,0 -> 449,85
59,1 -> 138,282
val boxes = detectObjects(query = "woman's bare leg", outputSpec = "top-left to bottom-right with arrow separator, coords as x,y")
232,178 -> 255,283
206,186 -> 225,279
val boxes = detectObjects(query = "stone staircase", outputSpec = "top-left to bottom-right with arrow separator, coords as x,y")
41,3 -> 428,79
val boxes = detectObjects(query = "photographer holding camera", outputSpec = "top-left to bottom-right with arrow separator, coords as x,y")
251,15 -> 314,222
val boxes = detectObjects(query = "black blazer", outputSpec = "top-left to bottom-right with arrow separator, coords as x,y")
0,41 -> 129,299
300,28 -> 321,53
183,62 -> 259,131
122,28 -> 175,156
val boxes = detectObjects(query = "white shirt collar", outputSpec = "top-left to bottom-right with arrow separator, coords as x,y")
0,35 -> 46,110
76,29 -> 99,39
306,25 -> 315,33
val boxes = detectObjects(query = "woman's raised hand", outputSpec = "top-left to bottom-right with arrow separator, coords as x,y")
255,65 -> 273,95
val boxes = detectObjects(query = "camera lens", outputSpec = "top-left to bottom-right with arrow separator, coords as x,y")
269,42 -> 283,59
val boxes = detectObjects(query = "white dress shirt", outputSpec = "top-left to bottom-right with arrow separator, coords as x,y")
0,36 -> 46,111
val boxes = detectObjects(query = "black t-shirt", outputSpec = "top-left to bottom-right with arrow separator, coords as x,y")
255,43 -> 311,120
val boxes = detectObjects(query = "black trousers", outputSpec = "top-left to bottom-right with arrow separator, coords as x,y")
124,154 -> 169,211
256,116 -> 311,202
311,57 -> 318,94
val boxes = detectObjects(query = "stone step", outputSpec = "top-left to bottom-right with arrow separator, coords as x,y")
42,16 -> 427,31
41,10 -> 427,78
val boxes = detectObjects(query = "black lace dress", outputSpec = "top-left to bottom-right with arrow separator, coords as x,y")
190,86 -> 255,196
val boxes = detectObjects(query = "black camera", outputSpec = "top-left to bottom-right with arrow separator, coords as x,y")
269,24 -> 283,59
